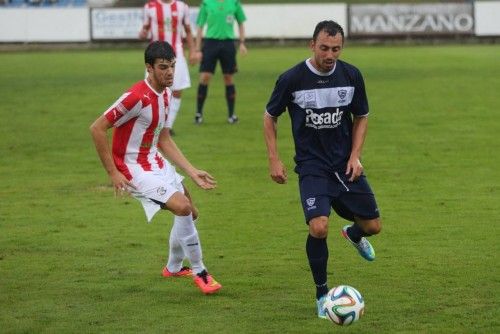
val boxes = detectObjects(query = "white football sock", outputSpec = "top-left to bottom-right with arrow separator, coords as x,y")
166,216 -> 186,273
166,97 -> 181,129
175,214 -> 206,275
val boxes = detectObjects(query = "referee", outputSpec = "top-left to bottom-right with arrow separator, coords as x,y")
194,0 -> 247,124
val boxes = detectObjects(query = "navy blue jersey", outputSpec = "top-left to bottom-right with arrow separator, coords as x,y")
266,59 -> 369,176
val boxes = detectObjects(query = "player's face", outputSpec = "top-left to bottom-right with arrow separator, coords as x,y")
147,58 -> 175,90
310,30 -> 343,73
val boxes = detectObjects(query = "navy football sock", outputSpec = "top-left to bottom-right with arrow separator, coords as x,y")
196,84 -> 208,115
225,84 -> 235,117
347,223 -> 369,243
306,234 -> 329,299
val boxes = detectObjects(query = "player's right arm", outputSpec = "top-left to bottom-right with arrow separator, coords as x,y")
139,4 -> 151,40
263,112 -> 287,184
263,72 -> 292,184
89,116 -> 135,193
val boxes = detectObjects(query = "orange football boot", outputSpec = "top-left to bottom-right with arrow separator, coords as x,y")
193,270 -> 222,294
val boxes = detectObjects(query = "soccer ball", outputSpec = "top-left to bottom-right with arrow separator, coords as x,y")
323,285 -> 365,326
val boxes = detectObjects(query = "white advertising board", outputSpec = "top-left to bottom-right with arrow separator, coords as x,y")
90,7 -> 199,40
475,1 -> 500,36
91,8 -> 143,40
350,3 -> 474,36
90,4 -> 346,40
244,4 -> 348,38
0,8 -> 90,42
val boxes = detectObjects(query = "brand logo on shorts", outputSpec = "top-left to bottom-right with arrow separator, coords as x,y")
157,187 -> 167,196
306,197 -> 317,211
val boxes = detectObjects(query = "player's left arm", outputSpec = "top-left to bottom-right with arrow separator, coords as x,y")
237,23 -> 247,56
235,2 -> 247,56
347,115 -> 368,182
157,129 -> 216,189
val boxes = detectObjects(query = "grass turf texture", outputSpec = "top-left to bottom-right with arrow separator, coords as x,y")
0,44 -> 499,333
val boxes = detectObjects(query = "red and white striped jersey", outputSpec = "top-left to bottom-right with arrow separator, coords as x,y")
104,80 -> 171,180
143,0 -> 191,54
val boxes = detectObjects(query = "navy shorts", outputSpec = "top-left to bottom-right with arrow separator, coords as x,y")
200,39 -> 237,74
299,173 -> 380,224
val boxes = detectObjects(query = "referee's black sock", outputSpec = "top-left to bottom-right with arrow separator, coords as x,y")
347,223 -> 369,243
196,84 -> 208,115
225,84 -> 236,117
306,234 -> 329,299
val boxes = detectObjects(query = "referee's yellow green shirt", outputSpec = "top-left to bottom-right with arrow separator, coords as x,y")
196,0 -> 247,40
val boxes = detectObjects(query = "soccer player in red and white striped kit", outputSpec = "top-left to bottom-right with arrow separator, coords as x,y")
90,41 -> 221,295
139,0 -> 197,135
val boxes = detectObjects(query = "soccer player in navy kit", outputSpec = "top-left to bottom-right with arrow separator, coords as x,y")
263,21 -> 382,319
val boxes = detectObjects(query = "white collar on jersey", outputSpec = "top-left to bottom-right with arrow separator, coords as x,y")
305,58 -> 336,76
144,79 -> 164,96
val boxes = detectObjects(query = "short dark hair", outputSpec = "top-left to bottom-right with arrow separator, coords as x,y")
313,20 -> 344,42
144,41 -> 175,66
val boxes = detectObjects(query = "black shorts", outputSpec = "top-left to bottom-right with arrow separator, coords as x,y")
298,173 -> 380,224
200,38 -> 237,74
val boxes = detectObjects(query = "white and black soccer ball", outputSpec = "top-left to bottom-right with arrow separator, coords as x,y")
323,285 -> 365,326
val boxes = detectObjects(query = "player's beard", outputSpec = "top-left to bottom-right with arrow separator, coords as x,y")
321,58 -> 335,72
152,72 -> 173,90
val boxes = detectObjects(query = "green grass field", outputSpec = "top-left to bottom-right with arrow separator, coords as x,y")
1,44 -> 499,333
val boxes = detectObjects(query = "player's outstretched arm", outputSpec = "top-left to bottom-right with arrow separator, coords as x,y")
89,116 -> 135,194
263,112 -> 287,184
158,128 -> 216,190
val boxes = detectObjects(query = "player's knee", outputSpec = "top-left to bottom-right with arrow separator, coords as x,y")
177,202 -> 192,217
168,198 -> 192,216
200,73 -> 211,85
223,74 -> 233,85
365,219 -> 382,235
191,206 -> 199,220
309,216 -> 329,238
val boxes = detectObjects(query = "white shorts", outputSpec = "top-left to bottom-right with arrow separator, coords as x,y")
171,54 -> 191,91
128,163 -> 185,222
